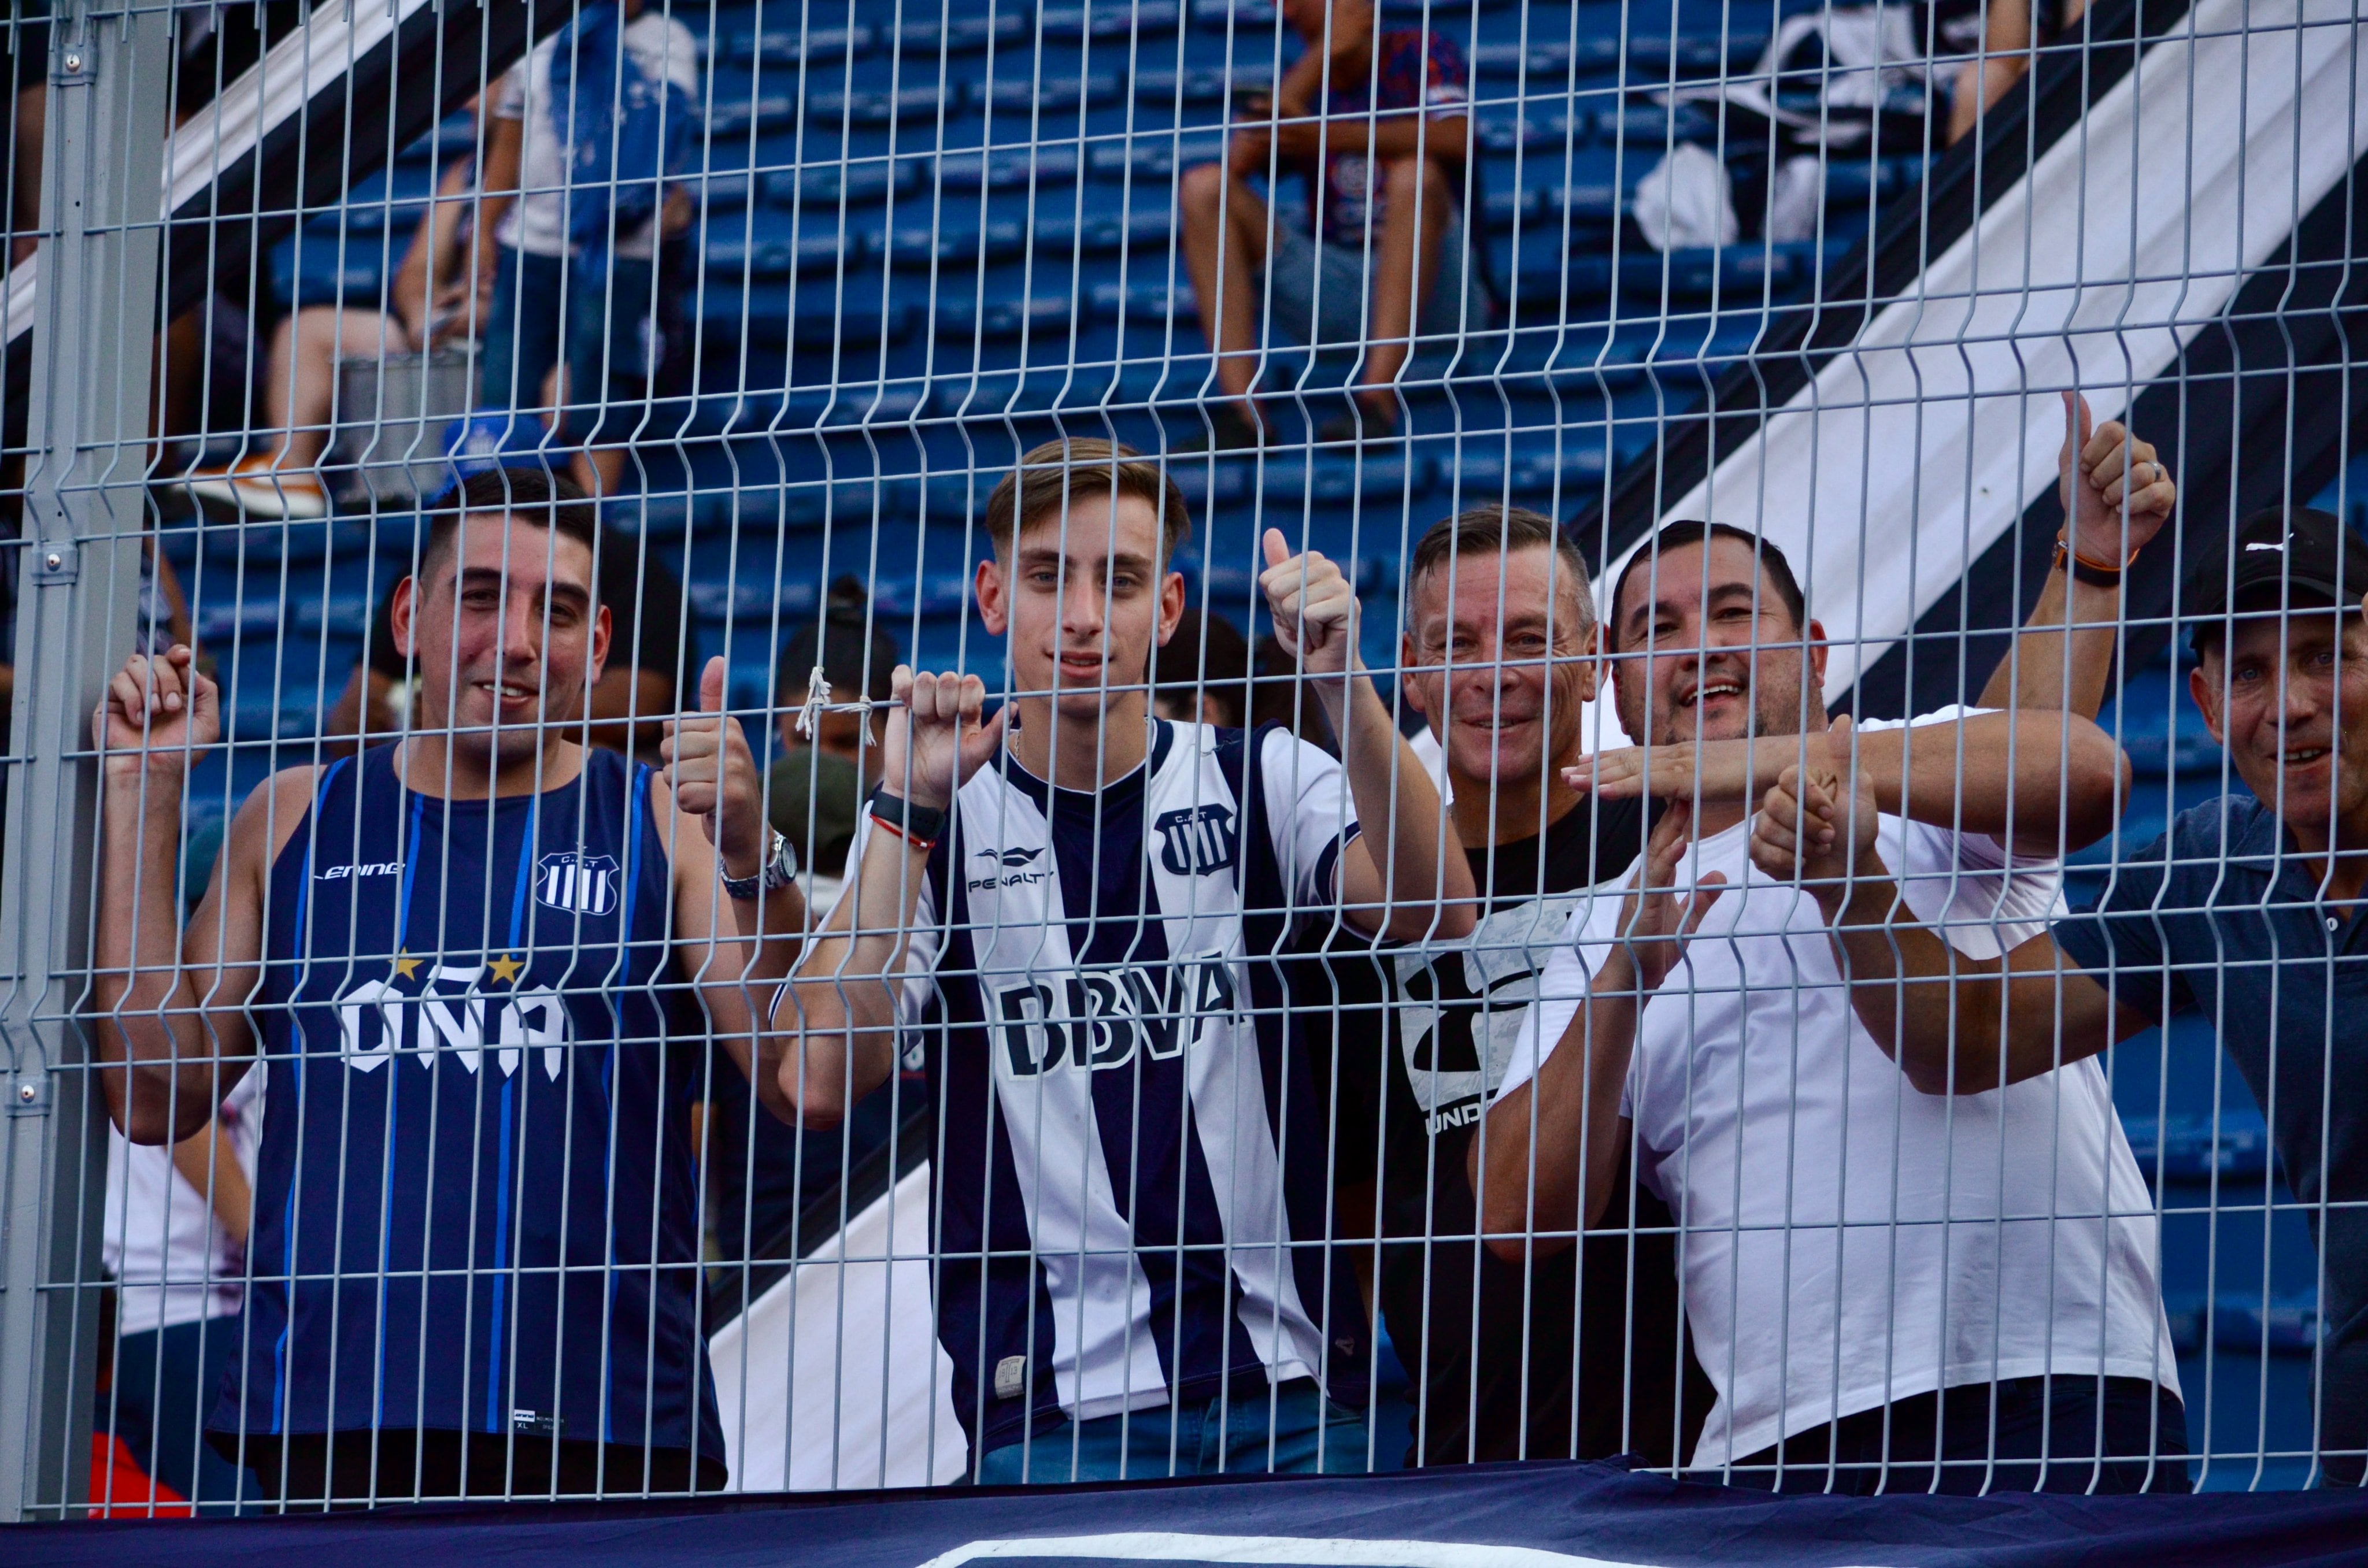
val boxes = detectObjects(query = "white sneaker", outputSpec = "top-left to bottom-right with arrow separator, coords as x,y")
182,456 -> 329,520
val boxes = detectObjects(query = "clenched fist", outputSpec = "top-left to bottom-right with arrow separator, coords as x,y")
94,644 -> 219,781
879,665 -> 1009,813
2060,390 -> 2175,568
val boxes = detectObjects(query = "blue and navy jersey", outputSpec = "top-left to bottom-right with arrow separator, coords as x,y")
859,720 -> 1372,1455
214,743 -> 723,1467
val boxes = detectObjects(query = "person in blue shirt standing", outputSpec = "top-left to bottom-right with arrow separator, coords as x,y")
91,468 -> 805,1504
1750,503 -> 2368,1487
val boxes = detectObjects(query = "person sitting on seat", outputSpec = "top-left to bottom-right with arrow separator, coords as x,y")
466,0 -> 697,497
183,107 -> 483,520
1176,0 -> 1478,447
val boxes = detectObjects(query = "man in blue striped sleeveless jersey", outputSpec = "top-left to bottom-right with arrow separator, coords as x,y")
93,469 -> 805,1503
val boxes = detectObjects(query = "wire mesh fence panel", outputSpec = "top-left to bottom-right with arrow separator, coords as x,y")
0,0 -> 2362,1522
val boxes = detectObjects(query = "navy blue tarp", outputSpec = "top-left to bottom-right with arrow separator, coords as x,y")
13,1460 -> 2368,1567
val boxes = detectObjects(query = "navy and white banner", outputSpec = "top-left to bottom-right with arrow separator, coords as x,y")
24,1461 -> 2368,1566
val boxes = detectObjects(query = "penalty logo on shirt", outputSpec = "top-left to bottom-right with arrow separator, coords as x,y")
536,850 -> 619,915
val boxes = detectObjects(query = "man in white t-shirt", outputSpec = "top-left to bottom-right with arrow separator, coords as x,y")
469,0 -> 698,495
1474,519 -> 2185,1494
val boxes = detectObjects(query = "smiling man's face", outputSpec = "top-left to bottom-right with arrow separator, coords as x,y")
1610,535 -> 1824,748
395,513 -> 608,766
1403,542 -> 1595,796
2193,602 -> 2368,842
977,490 -> 1185,731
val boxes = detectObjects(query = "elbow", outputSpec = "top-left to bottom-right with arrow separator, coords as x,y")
2059,735 -> 2130,852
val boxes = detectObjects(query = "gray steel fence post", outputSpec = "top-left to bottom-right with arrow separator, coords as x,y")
0,0 -> 171,1523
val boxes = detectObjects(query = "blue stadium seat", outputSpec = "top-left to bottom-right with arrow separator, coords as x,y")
894,10 -> 1031,55
933,146 -> 1083,189
759,157 -> 922,206
724,23 -> 874,66
1039,1 -> 1185,42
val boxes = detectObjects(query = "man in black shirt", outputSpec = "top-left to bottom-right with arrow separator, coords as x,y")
1327,504 -> 1707,1468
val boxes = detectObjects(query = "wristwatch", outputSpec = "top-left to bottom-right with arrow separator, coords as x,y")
722,828 -> 798,901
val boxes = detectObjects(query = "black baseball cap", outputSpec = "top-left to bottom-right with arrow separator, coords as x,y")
2186,506 -> 2368,649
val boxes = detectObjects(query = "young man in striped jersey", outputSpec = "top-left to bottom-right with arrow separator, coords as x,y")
780,438 -> 1474,1482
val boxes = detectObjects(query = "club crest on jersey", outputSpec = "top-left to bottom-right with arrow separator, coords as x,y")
536,850 -> 618,915
1153,804 -> 1238,877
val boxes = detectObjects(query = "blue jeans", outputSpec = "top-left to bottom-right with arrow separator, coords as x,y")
1724,1375 -> 2191,1495
478,246 -> 666,448
1261,212 -> 1479,391
976,1380 -> 1370,1484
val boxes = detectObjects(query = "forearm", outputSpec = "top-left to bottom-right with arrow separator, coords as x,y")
1863,709 -> 2123,849
95,776 -> 213,1140
1320,673 -> 1474,937
1316,113 -> 1467,165
1476,962 -> 1639,1258
780,830 -> 928,1125
1818,877 -> 2008,1095
1973,562 -> 2124,720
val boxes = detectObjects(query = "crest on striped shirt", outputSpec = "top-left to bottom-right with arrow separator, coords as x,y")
536,850 -> 619,915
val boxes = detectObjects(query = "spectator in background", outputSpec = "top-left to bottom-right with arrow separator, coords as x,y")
1152,606 -> 1254,729
468,0 -> 698,497
1176,0 -> 1477,447
767,577 -> 896,896
182,111 -> 484,520
325,520 -> 690,761
102,1074 -> 261,1512
1775,504 -> 2368,1487
1947,0 -> 2085,146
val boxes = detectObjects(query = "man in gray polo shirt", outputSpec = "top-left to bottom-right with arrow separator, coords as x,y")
1750,503 -> 2368,1485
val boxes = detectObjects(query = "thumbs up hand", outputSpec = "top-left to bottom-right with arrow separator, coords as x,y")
1257,528 -> 1359,679
662,656 -> 767,879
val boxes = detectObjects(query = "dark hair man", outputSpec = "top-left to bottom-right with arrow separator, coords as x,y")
92,468 -> 805,1504
1153,607 -> 1255,730
1471,399 -> 2189,1493
1753,502 -> 2368,1487
778,438 -> 1474,1482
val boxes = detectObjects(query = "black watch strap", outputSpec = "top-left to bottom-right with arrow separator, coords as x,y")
868,786 -> 948,848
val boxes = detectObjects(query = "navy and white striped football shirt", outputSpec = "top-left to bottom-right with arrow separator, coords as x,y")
856,720 -> 1372,1454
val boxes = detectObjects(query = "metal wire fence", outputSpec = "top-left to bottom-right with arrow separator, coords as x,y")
0,0 -> 2362,1521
